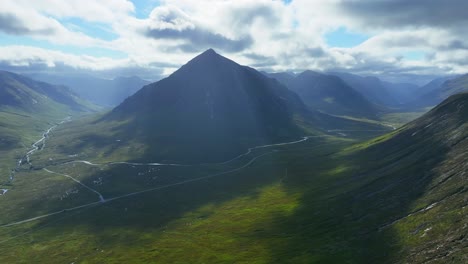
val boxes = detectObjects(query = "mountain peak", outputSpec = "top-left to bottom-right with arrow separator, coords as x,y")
202,48 -> 217,55
176,48 -> 237,75
108,49 -> 304,163
192,48 -> 220,61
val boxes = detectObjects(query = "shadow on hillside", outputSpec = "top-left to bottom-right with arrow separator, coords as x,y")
257,123 -> 457,263
0,121 -> 461,263
0,137 -> 336,257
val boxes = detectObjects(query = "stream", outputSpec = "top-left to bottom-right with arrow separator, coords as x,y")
7,116 -> 71,184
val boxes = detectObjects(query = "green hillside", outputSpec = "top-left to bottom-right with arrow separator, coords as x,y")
0,87 -> 464,263
0,71 -> 98,186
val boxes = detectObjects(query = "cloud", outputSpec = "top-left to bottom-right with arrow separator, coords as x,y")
0,0 -> 467,84
144,5 -> 253,52
12,0 -> 135,23
0,13 -> 56,35
146,28 -> 253,52
337,0 -> 468,30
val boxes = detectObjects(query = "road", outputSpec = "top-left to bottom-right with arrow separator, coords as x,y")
43,168 -> 105,203
0,134 -> 323,228
0,131 -> 370,229
0,150 -> 276,228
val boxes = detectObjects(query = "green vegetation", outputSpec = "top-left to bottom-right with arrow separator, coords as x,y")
380,110 -> 427,128
0,70 -> 99,187
0,64 -> 466,264
0,94 -> 465,263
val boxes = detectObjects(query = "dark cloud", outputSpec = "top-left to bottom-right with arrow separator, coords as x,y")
0,13 -> 56,35
305,47 -> 326,57
146,27 -> 253,53
243,52 -> 272,61
438,40 -> 468,51
228,4 -> 279,28
338,0 -> 468,29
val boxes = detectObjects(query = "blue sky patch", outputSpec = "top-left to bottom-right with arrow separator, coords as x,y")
325,27 -> 369,48
402,50 -> 426,60
62,17 -> 119,41
131,0 -> 161,18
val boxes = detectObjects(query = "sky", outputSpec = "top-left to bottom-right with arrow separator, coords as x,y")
0,0 -> 467,84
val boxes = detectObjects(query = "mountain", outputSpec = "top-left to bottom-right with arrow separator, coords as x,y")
351,92 -> 468,262
1,91 -> 462,263
102,49 -> 306,163
286,70 -> 379,118
0,71 -> 96,177
266,72 -> 296,86
0,71 -> 93,113
415,76 -> 453,96
330,72 -> 400,106
28,73 -> 150,107
413,74 -> 467,107
382,81 -> 419,104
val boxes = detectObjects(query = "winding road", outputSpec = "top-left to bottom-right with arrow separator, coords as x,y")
0,129 -> 382,229
0,134 -> 321,229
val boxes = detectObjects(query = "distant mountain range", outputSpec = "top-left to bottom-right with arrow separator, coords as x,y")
412,74 -> 467,107
269,70 -> 380,118
0,71 -> 94,113
329,72 -> 401,107
28,73 -> 150,107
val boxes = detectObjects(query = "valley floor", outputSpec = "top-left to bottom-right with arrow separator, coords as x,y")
0,115 -> 466,263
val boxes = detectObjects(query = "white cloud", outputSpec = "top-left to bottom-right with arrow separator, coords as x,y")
13,0 -> 135,23
0,0 -> 466,83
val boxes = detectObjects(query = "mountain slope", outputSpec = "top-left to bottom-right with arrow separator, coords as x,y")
415,76 -> 453,96
0,71 -> 93,112
330,72 -> 400,106
413,74 -> 467,107
287,70 -> 379,118
343,92 -> 468,262
0,71 -> 97,180
28,73 -> 150,106
100,49 -> 306,163
266,71 -> 296,86
382,81 -> 419,104
0,94 -> 463,263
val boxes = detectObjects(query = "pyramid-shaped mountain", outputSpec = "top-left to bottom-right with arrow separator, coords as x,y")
106,49 -> 305,163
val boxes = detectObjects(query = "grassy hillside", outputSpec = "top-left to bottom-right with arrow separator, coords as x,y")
0,94 -> 465,263
0,72 -> 99,187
